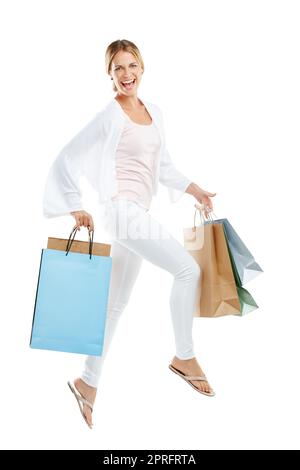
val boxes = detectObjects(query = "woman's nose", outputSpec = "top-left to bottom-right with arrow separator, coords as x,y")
123,67 -> 133,76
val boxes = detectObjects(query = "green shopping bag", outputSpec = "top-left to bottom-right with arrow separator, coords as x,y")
222,220 -> 259,316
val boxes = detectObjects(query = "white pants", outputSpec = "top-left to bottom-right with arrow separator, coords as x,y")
81,199 -> 201,387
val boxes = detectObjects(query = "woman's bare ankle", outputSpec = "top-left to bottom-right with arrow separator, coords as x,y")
74,378 -> 97,402
173,355 -> 196,364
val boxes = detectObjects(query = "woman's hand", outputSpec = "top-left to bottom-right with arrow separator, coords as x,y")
185,183 -> 217,219
70,210 -> 95,231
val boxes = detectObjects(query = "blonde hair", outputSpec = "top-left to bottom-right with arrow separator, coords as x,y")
105,39 -> 144,92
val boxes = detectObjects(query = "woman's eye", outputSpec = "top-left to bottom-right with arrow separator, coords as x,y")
114,64 -> 137,71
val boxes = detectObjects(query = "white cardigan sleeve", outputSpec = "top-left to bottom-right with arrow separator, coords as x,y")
157,107 -> 192,203
42,112 -> 103,218
159,147 -> 192,203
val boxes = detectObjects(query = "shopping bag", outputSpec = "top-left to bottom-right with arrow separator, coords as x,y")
30,227 -> 112,355
222,225 -> 259,315
236,285 -> 258,315
213,218 -> 263,285
184,205 -> 260,317
183,211 -> 240,317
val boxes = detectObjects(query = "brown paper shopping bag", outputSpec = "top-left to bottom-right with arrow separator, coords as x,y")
183,210 -> 240,317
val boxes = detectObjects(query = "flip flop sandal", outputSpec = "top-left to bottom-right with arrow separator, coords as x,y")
67,381 -> 94,428
169,364 -> 215,397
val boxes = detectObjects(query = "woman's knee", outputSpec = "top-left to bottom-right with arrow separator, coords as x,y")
175,257 -> 201,282
189,258 -> 201,281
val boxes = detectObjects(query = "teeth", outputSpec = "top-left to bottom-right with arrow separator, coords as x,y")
122,79 -> 135,84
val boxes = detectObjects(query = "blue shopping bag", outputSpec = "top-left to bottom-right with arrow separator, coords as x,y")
30,227 -> 112,355
214,218 -> 263,285
221,223 -> 259,315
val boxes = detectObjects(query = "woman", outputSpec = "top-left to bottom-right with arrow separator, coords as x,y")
43,39 -> 217,428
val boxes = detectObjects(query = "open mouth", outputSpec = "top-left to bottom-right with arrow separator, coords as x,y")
121,79 -> 136,90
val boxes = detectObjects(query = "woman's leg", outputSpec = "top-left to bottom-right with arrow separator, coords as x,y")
73,236 -> 143,427
81,239 -> 143,387
104,200 -> 201,361
103,201 -> 213,397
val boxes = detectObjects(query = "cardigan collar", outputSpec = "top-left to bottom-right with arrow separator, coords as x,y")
109,96 -> 159,127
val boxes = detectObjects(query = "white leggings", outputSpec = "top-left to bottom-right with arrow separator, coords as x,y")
81,199 -> 201,387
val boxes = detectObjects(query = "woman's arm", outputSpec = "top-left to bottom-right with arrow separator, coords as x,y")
159,147 -> 192,197
155,104 -> 216,208
43,111 -> 103,218
185,182 -> 217,219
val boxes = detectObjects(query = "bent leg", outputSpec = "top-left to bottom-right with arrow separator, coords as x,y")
105,201 -> 201,360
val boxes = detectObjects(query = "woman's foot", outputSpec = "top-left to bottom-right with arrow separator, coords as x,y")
170,356 -> 214,395
73,378 -> 97,427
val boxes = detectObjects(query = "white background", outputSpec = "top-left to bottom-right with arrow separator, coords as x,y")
0,0 -> 299,450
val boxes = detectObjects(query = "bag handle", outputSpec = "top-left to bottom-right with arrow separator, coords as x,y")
193,204 -> 205,229
194,203 -> 217,225
65,226 -> 94,260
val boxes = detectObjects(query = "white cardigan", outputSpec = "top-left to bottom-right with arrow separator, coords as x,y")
42,97 -> 192,218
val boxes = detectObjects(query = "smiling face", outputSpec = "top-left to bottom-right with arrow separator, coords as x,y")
110,50 -> 143,95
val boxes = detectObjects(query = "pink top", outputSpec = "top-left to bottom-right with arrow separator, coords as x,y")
111,112 -> 161,210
